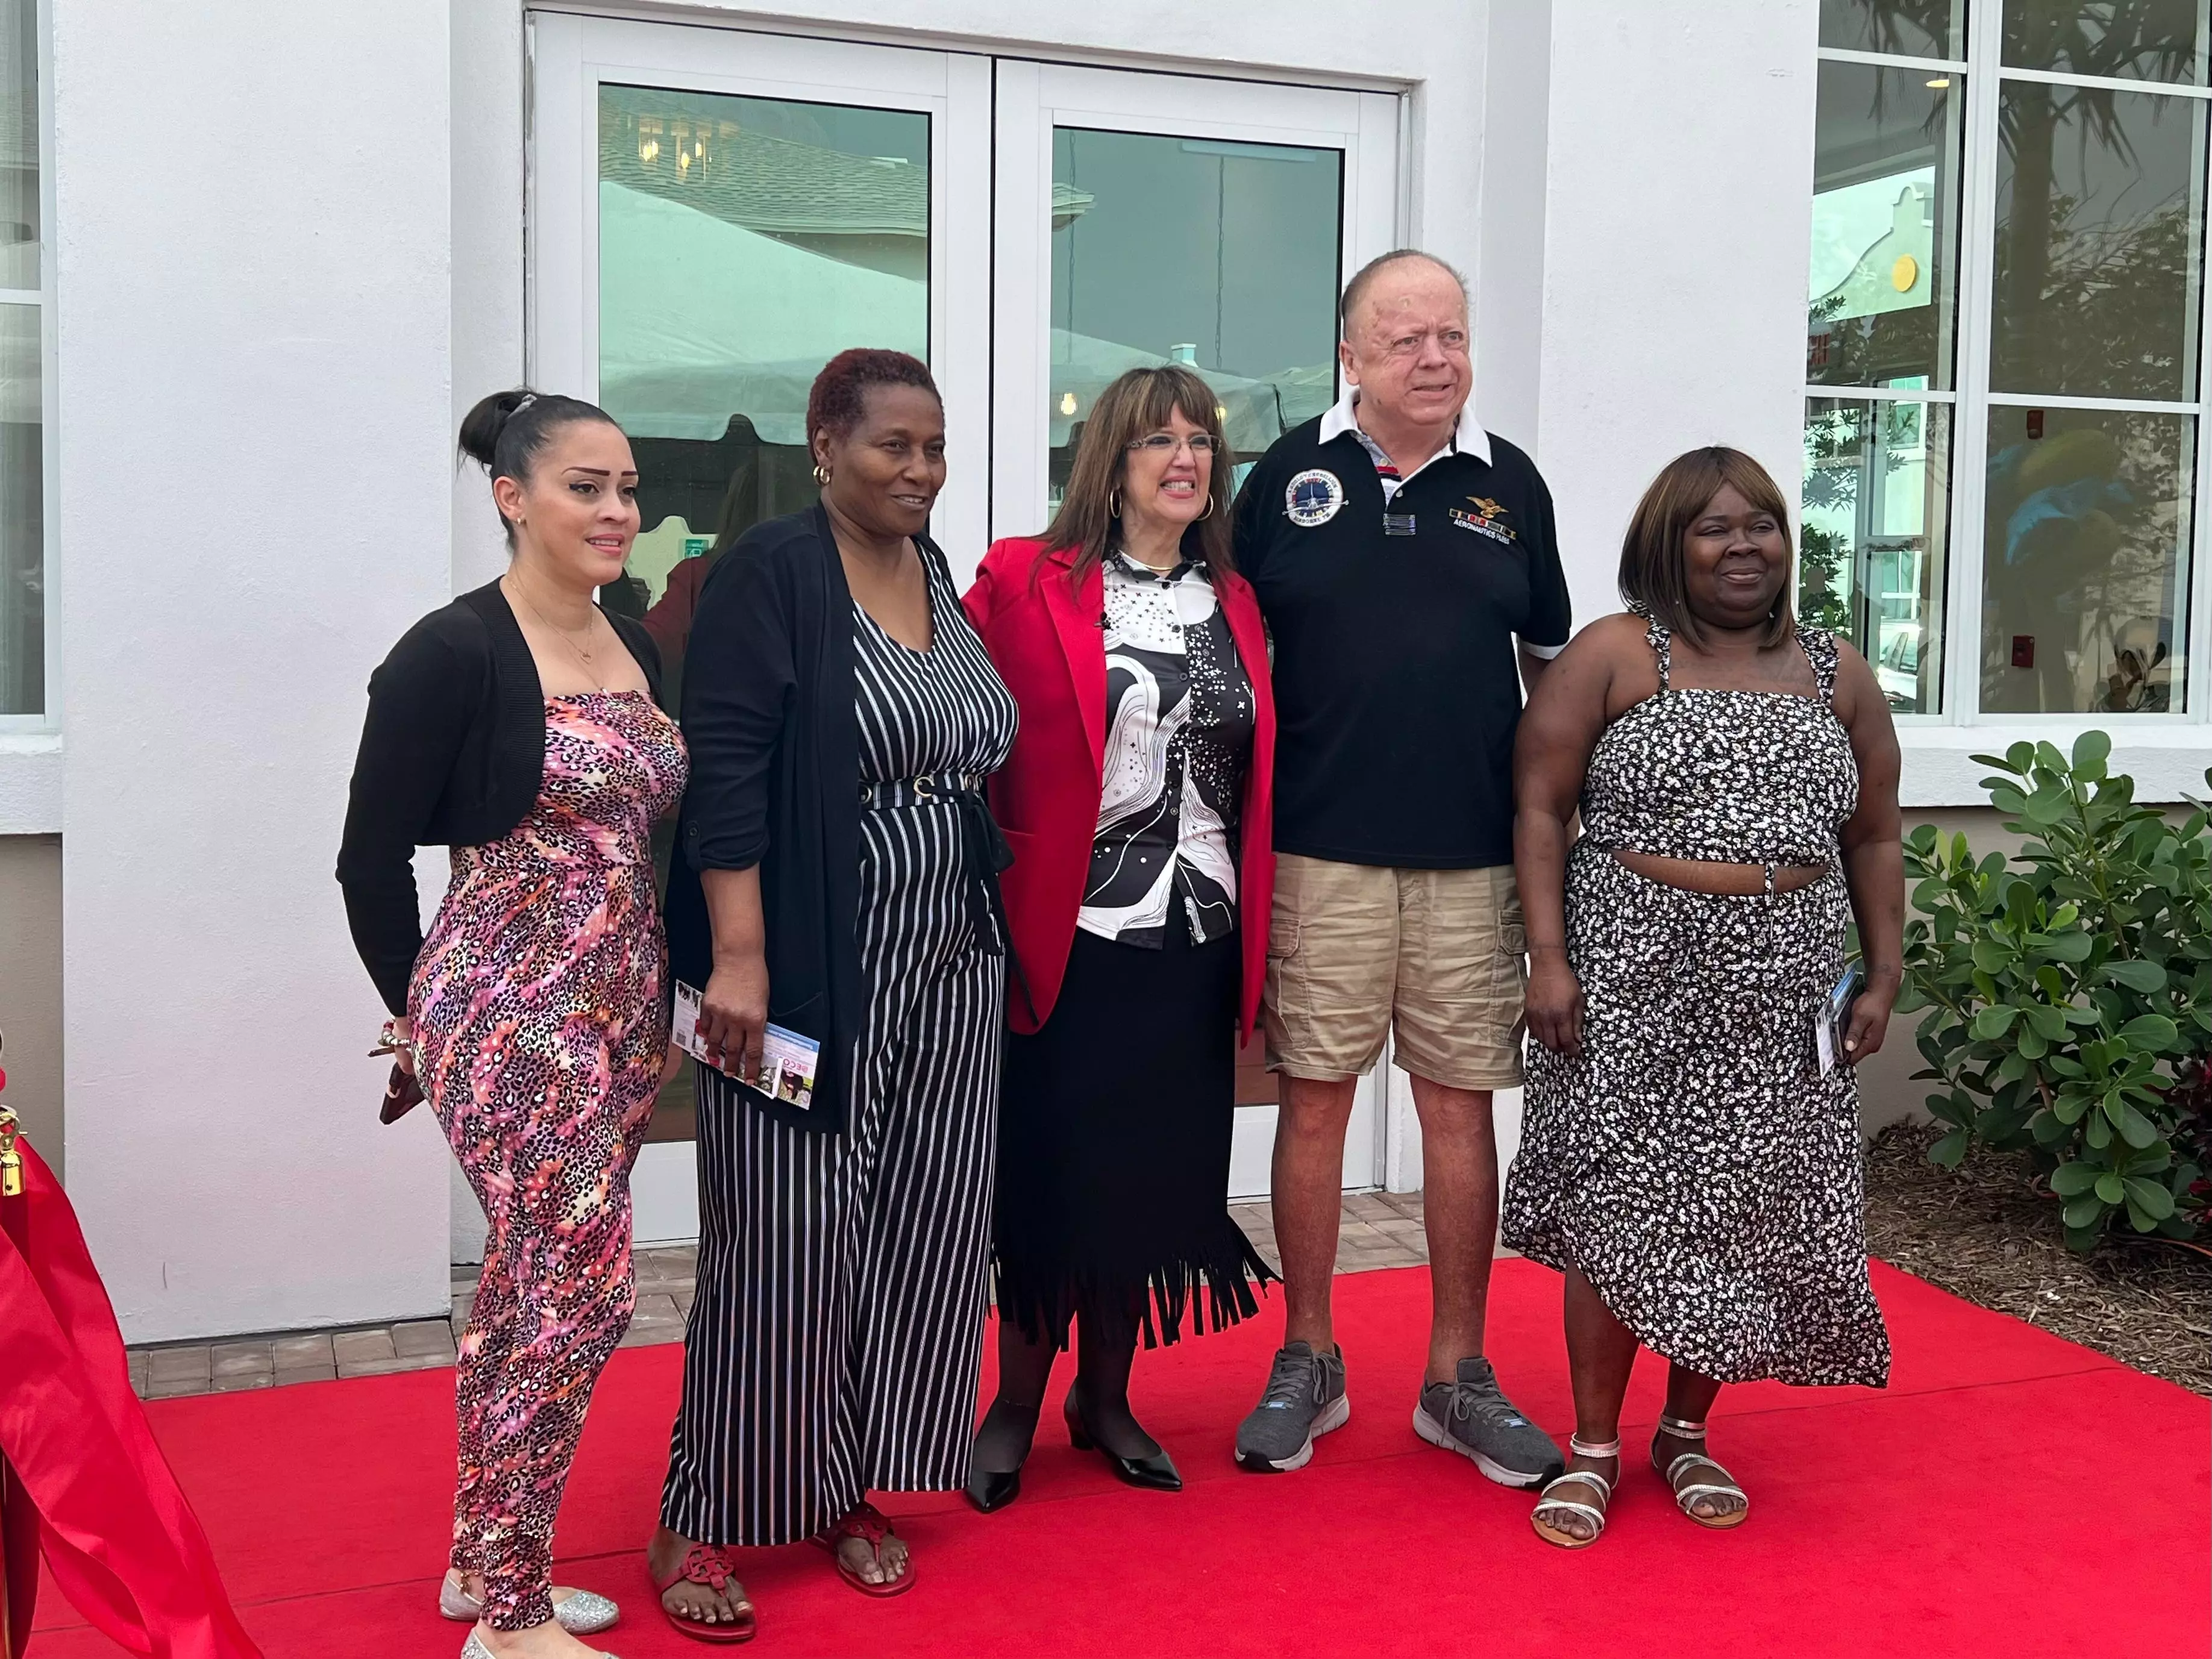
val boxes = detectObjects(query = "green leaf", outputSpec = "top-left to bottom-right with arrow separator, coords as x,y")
2104,959 -> 2170,993
1972,1005 -> 2019,1040
2048,1161 -> 2099,1198
2005,742 -> 2035,773
2123,1178 -> 2176,1220
2061,1193 -> 2107,1229
2038,931 -> 2094,963
2116,1102 -> 2161,1150
2034,740 -> 2069,775
2023,1004 -> 2070,1042
1928,1130 -> 1969,1169
1970,940 -> 2013,975
2095,1172 -> 2125,1205
2072,729 -> 2111,771
2118,1013 -> 2179,1051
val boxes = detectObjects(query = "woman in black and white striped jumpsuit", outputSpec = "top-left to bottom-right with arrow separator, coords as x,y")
651,351 -> 1017,1639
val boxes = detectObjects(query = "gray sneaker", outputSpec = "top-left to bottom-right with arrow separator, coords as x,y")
1413,1357 -> 1564,1489
1235,1341 -> 1350,1473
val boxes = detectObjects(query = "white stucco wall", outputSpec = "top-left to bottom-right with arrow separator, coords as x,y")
1534,0 -> 1822,631
54,0 -> 454,1340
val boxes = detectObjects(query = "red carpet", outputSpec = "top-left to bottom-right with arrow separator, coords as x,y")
30,1260 -> 2210,1658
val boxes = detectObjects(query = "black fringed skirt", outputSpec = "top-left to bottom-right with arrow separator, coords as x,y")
993,912 -> 1276,1348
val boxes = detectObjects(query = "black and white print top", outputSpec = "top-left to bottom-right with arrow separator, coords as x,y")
1078,551 -> 1256,948
1582,609 -> 1859,867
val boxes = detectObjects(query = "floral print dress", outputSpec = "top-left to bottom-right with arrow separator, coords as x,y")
409,689 -> 688,1630
1502,614 -> 1891,1389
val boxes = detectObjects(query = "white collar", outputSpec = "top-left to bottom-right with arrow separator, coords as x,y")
1318,385 -> 1492,468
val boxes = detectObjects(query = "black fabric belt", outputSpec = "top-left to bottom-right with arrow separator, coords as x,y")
859,770 -> 990,810
857,773 -> 1018,979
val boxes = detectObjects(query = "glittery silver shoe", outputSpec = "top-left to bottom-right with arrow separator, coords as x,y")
442,1572 -> 620,1635
462,1632 -> 620,1658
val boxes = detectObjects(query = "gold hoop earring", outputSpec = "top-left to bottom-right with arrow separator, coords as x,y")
1197,496 -> 1214,521
812,463 -> 831,487
1109,487 -> 1121,517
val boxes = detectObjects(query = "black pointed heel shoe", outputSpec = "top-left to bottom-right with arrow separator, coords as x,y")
965,1398 -> 1040,1514
964,1464 -> 1023,1514
1064,1395 -> 1183,1492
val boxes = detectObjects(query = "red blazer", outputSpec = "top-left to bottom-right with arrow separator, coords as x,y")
963,537 -> 1276,1039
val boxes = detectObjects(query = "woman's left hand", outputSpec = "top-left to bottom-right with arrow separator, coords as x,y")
1843,986 -> 1894,1062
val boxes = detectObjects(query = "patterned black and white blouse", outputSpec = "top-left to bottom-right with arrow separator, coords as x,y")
1079,551 -> 1256,948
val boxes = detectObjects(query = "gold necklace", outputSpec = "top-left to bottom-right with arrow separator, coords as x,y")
505,574 -> 606,686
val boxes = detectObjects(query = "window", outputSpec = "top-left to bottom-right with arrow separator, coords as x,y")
1809,1 -> 2207,719
0,0 -> 39,720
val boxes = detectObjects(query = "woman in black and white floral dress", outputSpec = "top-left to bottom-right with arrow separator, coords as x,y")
1502,447 -> 1904,1550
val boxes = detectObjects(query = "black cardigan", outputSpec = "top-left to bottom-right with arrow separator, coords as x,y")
663,504 -> 865,1135
336,580 -> 664,1016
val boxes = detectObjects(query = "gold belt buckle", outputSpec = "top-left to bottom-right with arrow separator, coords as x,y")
912,774 -> 936,802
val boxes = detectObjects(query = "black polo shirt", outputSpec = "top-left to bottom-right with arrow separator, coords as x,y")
1233,414 -> 1571,869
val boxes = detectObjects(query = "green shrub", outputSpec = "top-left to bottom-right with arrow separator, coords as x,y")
1898,732 -> 2211,1251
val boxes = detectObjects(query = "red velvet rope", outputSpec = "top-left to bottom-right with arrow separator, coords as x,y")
0,1133 -> 262,1658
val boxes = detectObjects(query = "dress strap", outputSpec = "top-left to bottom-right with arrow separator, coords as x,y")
1797,626 -> 1840,707
1642,610 -> 1673,693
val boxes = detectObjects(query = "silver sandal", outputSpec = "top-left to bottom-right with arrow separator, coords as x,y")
1530,1434 -> 1618,1550
443,1569 -> 620,1634
1651,1413 -> 1749,1529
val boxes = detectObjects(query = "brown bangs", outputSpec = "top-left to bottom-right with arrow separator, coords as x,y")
1038,365 -> 1236,587
1617,446 -> 1796,650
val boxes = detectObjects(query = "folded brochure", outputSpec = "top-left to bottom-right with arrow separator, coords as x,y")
672,980 -> 820,1109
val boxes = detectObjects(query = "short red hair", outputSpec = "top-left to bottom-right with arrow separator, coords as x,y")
806,348 -> 940,446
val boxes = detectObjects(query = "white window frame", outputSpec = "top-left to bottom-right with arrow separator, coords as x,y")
0,0 -> 54,741
1813,17 -> 2212,796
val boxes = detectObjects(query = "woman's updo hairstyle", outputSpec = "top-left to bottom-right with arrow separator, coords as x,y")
805,349 -> 940,452
457,387 -> 622,544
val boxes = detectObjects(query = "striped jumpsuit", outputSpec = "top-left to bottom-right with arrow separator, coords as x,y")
662,545 -> 1018,1544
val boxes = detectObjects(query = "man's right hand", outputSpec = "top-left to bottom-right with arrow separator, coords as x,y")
1524,950 -> 1584,1056
699,955 -> 770,1087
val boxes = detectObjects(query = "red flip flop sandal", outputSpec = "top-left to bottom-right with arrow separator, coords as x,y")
812,1501 -> 916,1598
650,1542 -> 757,1644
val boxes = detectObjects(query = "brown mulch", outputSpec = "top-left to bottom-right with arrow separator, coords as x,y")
1864,1122 -> 2212,1396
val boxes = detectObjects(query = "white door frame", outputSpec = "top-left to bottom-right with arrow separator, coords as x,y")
528,13 -> 995,561
988,60 -> 1402,547
523,21 -> 1409,1236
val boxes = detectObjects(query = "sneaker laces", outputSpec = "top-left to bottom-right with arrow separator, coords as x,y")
1262,1351 -> 1318,1410
1449,1376 -> 1528,1431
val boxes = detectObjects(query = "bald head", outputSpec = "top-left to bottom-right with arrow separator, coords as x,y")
1339,249 -> 1469,340
1336,250 -> 1472,439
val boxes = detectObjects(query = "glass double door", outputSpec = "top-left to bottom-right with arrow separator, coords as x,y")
531,15 -> 1399,1209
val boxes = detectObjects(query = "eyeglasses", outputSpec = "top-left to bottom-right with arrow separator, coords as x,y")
1126,433 -> 1221,455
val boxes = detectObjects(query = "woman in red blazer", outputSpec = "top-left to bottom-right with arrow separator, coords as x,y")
960,366 -> 1277,1511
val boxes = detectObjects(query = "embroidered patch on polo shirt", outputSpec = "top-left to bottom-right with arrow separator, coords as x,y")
1285,468 -> 1345,527
1449,496 -> 1517,545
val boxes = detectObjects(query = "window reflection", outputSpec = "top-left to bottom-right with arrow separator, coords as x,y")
596,84 -> 930,689
0,0 -> 36,718
1990,81 -> 2207,399
1803,398 -> 1951,714
1981,405 -> 2191,714
1048,129 -> 1341,510
1818,0 -> 1966,60
1808,63 -> 1964,390
2003,1 -> 2211,86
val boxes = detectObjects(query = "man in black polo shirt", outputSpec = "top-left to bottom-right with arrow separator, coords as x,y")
1231,249 -> 1567,1487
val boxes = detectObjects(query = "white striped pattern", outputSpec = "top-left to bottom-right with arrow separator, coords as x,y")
662,543 -> 1018,1546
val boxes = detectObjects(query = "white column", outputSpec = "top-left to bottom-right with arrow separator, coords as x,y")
1535,0 -> 1821,625
55,0 -> 454,1340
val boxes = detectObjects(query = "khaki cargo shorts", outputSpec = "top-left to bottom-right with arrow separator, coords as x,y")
1262,854 -> 1527,1092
